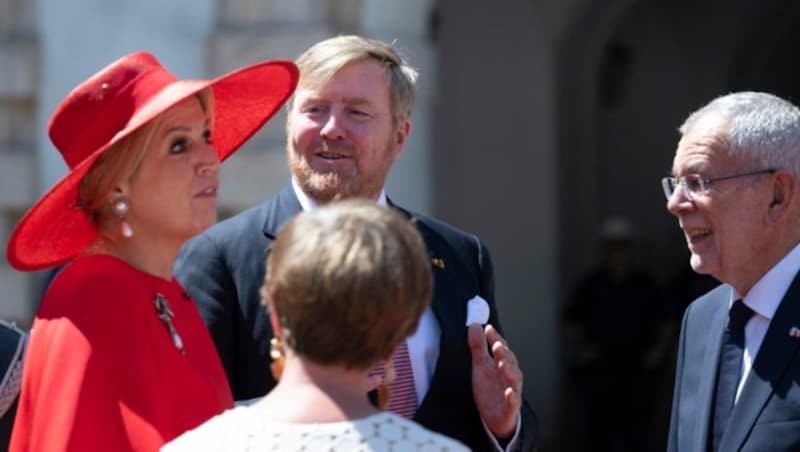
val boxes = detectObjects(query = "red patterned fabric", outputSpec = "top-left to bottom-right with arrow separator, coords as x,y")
371,340 -> 417,419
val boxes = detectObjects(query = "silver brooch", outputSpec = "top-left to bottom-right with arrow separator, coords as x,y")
154,293 -> 185,355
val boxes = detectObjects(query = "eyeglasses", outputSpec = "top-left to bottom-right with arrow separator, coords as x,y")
661,169 -> 776,201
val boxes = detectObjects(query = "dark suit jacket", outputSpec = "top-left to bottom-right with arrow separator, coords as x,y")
668,274 -> 800,451
176,185 -> 537,451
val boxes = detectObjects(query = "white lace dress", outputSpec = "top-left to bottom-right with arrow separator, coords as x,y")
162,404 -> 469,452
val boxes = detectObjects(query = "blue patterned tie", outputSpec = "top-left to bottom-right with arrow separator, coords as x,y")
711,299 -> 753,451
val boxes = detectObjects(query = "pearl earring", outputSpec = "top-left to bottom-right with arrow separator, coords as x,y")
112,197 -> 133,238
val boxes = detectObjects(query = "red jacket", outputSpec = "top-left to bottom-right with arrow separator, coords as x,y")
11,254 -> 232,452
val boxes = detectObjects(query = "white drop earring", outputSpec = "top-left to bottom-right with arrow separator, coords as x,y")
112,197 -> 133,238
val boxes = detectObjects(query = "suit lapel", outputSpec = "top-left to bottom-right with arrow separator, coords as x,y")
421,231 -> 470,334
388,203 -> 473,333
261,184 -> 303,240
722,270 -> 800,450
389,203 -> 476,416
692,291 -> 730,451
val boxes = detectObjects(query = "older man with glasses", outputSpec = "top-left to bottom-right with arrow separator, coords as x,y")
665,91 -> 800,452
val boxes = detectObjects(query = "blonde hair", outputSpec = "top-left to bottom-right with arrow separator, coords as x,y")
77,90 -> 213,225
293,35 -> 418,124
262,200 -> 432,370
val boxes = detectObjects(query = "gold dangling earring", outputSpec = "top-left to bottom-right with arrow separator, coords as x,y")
112,197 -> 133,238
376,360 -> 395,409
269,337 -> 285,381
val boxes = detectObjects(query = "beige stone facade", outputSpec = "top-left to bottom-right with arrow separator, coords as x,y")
0,0 -> 38,323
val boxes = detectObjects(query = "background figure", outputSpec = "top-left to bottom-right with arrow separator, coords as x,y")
0,321 -> 26,452
564,216 -> 670,451
666,92 -> 800,451
176,34 -> 537,450
6,52 -> 297,451
165,201 -> 468,451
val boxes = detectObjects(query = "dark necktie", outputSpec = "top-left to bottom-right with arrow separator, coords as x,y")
711,299 -> 754,451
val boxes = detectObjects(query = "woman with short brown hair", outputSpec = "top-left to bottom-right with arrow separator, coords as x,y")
165,200 -> 469,451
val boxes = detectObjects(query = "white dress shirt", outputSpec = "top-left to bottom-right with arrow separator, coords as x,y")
732,242 -> 800,402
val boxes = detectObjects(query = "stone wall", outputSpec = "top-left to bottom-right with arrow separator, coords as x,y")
0,0 -> 38,323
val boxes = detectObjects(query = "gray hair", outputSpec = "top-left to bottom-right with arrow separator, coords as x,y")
680,91 -> 800,177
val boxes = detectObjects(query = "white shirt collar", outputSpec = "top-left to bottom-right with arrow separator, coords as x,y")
733,242 -> 800,320
290,177 -> 387,211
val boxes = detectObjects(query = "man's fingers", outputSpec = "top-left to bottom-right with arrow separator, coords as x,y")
468,323 -> 490,365
489,330 -> 519,368
499,358 -> 523,389
492,339 -> 504,356
504,386 -> 514,402
504,385 -> 522,411
485,324 -> 506,346
496,355 -> 523,388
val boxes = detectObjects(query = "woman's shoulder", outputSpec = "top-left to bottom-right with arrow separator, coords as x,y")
49,254 -> 138,291
161,405 -> 260,451
164,409 -> 471,452
36,254 -> 155,327
353,412 -> 471,451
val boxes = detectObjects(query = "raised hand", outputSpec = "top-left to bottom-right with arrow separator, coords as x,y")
468,323 -> 523,439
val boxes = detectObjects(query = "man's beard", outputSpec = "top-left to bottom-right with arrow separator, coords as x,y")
287,141 -> 393,204
292,164 -> 356,204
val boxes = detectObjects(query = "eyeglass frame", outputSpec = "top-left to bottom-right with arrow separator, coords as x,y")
661,169 -> 777,201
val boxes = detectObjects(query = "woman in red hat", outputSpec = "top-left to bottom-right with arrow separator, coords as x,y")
6,51 -> 298,452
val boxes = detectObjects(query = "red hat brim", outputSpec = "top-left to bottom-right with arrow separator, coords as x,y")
7,59 -> 298,271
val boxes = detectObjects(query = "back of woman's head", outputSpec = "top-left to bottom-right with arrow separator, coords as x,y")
262,200 -> 432,370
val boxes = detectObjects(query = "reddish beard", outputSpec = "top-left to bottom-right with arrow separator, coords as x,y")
287,139 -> 394,204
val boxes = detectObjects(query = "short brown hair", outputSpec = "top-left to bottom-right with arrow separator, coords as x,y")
292,35 -> 418,125
262,200 -> 432,370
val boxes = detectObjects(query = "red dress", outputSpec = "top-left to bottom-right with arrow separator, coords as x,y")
10,254 -> 233,452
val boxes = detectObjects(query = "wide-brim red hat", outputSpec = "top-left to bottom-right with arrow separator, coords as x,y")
7,51 -> 298,271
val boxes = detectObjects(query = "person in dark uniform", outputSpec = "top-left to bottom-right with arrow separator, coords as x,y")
565,217 -> 670,451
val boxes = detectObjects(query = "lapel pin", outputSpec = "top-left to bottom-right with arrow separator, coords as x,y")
789,326 -> 800,338
431,258 -> 445,270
